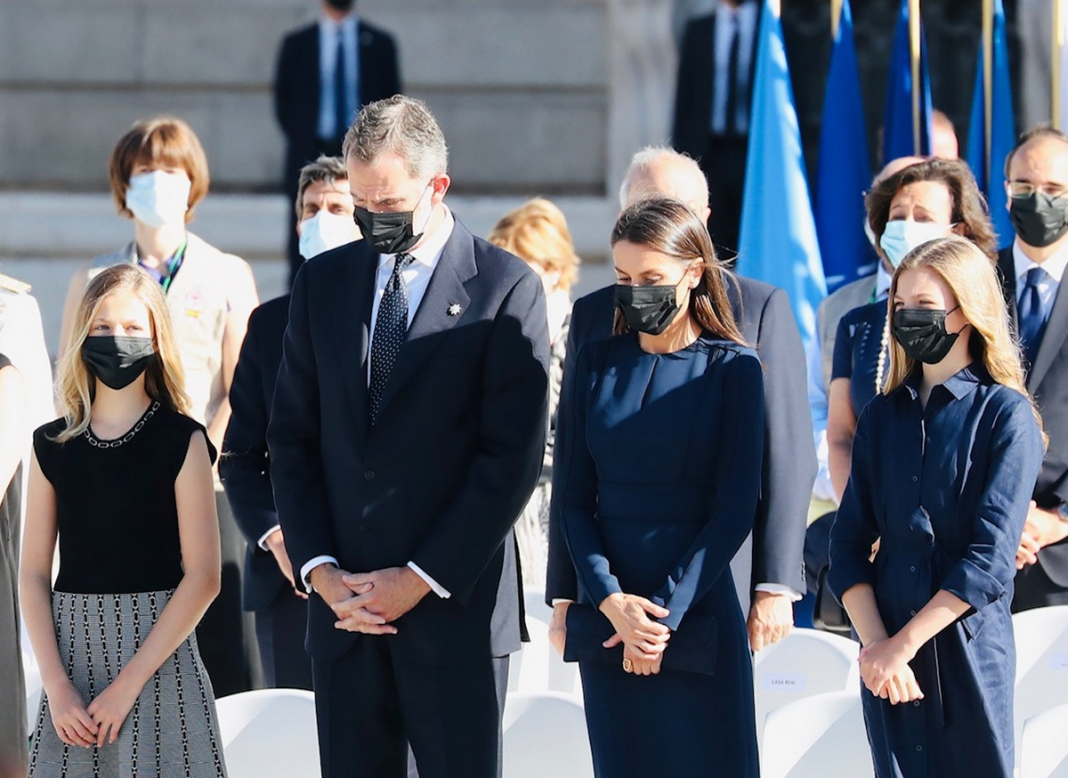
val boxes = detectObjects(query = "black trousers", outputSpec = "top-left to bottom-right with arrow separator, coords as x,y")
701,134 -> 750,257
313,638 -> 507,778
254,587 -> 313,690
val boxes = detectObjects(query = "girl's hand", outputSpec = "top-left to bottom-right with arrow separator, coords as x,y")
859,637 -> 923,704
47,681 -> 98,748
87,676 -> 142,746
599,592 -> 671,659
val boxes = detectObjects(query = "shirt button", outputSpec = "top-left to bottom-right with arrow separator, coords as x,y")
916,745 -> 923,752
913,701 -> 921,707
364,470 -> 376,480
912,476 -> 918,482
910,610 -> 917,616
910,566 -> 917,573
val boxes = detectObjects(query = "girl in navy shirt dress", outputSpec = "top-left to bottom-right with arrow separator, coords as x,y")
829,236 -> 1044,778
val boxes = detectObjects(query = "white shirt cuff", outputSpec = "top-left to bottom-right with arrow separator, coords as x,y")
551,599 -> 575,606
301,555 -> 340,593
755,583 -> 803,602
258,525 -> 282,551
408,561 -> 451,599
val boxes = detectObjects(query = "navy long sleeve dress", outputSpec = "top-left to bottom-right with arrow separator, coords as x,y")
828,364 -> 1044,778
553,332 -> 764,778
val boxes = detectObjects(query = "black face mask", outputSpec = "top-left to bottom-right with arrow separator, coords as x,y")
325,0 -> 355,12
891,307 -> 966,365
1010,193 -> 1068,248
615,283 -> 682,336
82,336 -> 156,390
353,186 -> 430,255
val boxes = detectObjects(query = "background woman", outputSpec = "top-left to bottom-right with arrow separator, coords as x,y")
22,264 -> 225,777
551,198 -> 762,777
828,158 -> 997,500
488,197 -> 580,587
828,237 -> 1044,778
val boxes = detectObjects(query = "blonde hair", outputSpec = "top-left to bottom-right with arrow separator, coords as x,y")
54,264 -> 191,443
488,198 -> 581,293
883,237 -> 1045,440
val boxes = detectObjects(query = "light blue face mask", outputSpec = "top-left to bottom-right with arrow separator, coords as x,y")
879,220 -> 953,268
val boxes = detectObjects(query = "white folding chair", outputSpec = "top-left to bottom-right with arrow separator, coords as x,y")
1020,701 -> 1068,778
502,691 -> 594,778
524,589 -> 553,628
214,689 -> 319,778
510,611 -> 583,698
753,628 -> 860,744
1014,605 -> 1068,769
760,690 -> 874,778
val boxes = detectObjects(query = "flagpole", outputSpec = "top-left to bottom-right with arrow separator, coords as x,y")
983,0 -> 993,180
831,0 -> 842,39
908,0 -> 922,153
1056,0 -> 1064,128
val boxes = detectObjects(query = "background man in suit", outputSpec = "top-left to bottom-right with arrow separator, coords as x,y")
268,96 -> 549,778
672,0 -> 757,253
999,128 -> 1068,611
546,147 -> 815,652
221,156 -> 358,691
273,0 -> 401,286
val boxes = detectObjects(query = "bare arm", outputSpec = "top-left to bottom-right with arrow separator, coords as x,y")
86,432 -> 222,745
58,265 -> 91,359
827,378 -> 858,502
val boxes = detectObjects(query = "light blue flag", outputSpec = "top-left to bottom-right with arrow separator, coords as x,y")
883,0 -> 934,162
815,0 -> 874,292
966,0 -> 1015,249
738,0 -> 826,351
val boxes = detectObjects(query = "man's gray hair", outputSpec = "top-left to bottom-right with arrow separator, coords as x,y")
618,146 -> 708,208
295,155 -> 348,220
343,95 -> 449,181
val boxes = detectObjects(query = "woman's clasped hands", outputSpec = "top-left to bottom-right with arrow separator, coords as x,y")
859,635 -> 924,705
599,592 -> 671,676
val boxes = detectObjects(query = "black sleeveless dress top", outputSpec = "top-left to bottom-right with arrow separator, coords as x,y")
33,405 -> 216,594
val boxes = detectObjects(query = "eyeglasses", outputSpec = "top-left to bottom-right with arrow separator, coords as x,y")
1007,181 -> 1068,198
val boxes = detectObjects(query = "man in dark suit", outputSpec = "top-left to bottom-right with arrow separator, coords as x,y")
672,0 -> 758,253
273,0 -> 401,286
998,128 -> 1068,611
268,96 -> 549,778
221,156 -> 358,691
547,147 -> 815,652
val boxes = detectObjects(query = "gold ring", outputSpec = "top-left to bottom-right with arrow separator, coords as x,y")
622,658 -> 633,673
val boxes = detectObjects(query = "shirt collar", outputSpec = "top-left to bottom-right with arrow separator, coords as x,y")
899,362 -> 987,402
1013,238 -> 1068,285
319,14 -> 357,36
378,206 -> 455,270
875,263 -> 893,301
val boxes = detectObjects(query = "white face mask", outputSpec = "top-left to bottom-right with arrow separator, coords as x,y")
125,171 -> 191,228
298,210 -> 359,259
879,220 -> 953,268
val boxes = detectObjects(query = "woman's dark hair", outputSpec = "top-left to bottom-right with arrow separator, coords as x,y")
610,198 -> 745,344
865,158 -> 998,260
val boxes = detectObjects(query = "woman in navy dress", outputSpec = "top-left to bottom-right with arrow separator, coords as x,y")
828,237 -> 1045,778
551,198 -> 763,778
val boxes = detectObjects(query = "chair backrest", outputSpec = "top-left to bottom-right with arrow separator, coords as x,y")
753,628 -> 861,743
215,689 -> 320,778
524,589 -> 553,628
502,691 -> 594,778
760,691 -> 874,778
1014,605 -> 1068,769
1020,701 -> 1068,778
510,617 -> 583,698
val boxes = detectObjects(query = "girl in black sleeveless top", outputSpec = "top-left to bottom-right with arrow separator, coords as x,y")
20,265 -> 227,777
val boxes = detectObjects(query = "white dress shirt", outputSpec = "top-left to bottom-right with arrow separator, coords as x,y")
318,15 -> 360,140
710,0 -> 758,135
300,208 -> 457,597
1013,239 -> 1068,308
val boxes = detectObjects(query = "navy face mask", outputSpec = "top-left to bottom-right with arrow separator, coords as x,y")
82,336 -> 156,390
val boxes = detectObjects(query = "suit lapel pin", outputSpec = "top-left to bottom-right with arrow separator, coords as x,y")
447,303 -> 463,317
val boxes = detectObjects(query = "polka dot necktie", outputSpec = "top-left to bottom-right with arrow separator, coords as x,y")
369,253 -> 415,424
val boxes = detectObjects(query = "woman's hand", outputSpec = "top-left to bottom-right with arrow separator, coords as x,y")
47,680 -> 98,748
622,642 -> 664,676
859,637 -> 923,704
549,602 -> 569,656
599,592 -> 671,659
87,675 -> 143,746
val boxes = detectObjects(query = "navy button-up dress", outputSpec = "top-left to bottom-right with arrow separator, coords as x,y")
828,364 -> 1043,778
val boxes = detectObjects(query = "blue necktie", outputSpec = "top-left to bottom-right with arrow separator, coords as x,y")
1019,266 -> 1052,367
334,32 -> 348,140
369,254 -> 414,424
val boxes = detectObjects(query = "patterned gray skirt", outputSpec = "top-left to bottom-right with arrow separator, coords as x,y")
30,589 -> 227,778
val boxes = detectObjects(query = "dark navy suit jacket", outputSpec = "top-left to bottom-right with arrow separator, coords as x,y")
546,277 -> 815,608
268,218 -> 549,664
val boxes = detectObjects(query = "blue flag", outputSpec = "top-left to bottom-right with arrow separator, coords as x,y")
815,0 -> 874,293
966,0 -> 1015,249
883,0 -> 934,162
737,0 -> 826,350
